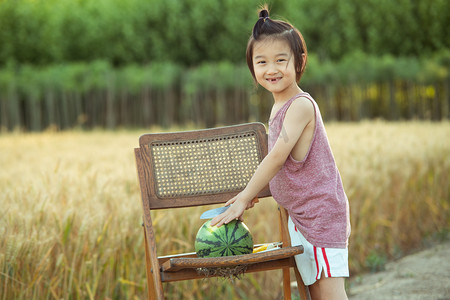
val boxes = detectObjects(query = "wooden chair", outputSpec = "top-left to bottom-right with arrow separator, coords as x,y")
134,122 -> 308,300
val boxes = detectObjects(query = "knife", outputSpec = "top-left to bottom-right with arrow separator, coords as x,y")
200,205 -> 230,219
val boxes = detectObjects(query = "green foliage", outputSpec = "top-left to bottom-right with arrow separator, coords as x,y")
285,0 -> 450,60
0,0 -> 449,65
0,51 -> 448,131
365,250 -> 387,273
303,50 -> 450,85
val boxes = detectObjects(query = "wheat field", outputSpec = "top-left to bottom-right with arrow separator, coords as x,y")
1,122 -> 449,299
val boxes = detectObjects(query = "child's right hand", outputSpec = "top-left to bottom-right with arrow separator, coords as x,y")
210,194 -> 258,227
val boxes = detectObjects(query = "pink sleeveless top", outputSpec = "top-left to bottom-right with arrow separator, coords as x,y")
268,92 -> 350,248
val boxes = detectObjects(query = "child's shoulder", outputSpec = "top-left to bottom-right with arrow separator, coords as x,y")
287,95 -> 314,118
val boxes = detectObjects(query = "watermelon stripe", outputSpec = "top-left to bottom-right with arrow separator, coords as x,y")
195,220 -> 253,258
232,232 -> 250,244
206,227 -> 228,244
196,238 -> 222,247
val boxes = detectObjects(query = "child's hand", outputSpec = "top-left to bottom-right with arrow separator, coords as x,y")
210,195 -> 248,227
226,195 -> 259,209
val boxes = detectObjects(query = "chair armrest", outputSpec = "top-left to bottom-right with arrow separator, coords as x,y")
157,242 -> 282,264
161,245 -> 303,272
158,252 -> 198,265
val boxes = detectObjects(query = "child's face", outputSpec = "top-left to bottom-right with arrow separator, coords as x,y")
252,38 -> 298,100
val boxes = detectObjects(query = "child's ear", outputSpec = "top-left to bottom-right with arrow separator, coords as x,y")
299,53 -> 307,72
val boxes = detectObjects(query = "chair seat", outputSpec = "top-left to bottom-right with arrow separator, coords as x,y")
161,245 -> 304,272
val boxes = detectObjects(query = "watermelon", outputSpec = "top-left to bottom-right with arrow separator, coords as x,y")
195,219 -> 254,258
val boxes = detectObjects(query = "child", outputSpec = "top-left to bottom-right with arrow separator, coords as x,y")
211,6 -> 351,300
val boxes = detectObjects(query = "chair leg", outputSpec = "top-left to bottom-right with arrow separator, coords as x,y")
278,206 -> 308,299
293,265 -> 308,300
282,267 -> 292,300
143,226 -> 164,300
279,206 -> 293,299
143,229 -> 157,299
143,227 -> 159,300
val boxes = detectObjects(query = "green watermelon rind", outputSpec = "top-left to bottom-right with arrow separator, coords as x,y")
195,220 -> 253,258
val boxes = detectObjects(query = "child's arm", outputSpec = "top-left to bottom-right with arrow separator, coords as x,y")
211,97 -> 314,227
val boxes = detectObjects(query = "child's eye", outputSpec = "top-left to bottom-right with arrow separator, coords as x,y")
277,59 -> 287,63
256,60 -> 266,65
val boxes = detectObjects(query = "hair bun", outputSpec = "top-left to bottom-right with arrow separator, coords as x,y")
259,9 -> 269,19
253,7 -> 270,39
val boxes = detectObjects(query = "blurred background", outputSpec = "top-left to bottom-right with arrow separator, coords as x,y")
1,0 -> 449,299
0,0 -> 449,131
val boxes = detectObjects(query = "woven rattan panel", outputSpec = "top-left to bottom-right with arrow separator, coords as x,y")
150,132 -> 261,198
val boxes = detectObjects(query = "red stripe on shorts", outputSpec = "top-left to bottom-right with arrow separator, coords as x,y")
321,248 -> 332,277
314,246 -> 320,280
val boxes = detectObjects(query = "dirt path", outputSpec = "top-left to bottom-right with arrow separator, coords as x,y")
347,240 -> 450,299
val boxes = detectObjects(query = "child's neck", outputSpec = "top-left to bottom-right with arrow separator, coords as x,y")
272,84 -> 303,104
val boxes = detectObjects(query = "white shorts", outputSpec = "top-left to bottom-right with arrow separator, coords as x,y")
288,217 -> 349,286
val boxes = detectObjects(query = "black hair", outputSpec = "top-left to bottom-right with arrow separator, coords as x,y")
246,7 -> 308,83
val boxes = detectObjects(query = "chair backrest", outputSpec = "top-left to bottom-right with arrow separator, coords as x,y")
135,123 -> 271,210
